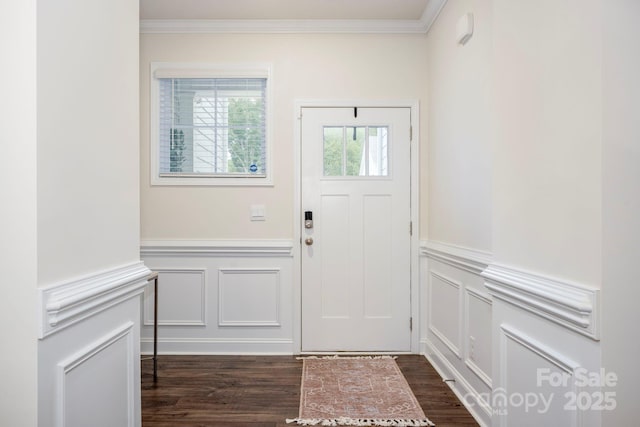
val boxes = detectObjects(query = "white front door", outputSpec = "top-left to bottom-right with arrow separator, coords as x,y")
301,107 -> 412,352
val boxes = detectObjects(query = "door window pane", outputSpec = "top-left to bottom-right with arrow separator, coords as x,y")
367,127 -> 388,176
323,127 -> 343,176
346,127 -> 365,176
323,125 -> 389,177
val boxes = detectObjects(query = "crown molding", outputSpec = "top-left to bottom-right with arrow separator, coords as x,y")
140,18 -> 427,34
421,0 -> 448,34
140,0 -> 447,35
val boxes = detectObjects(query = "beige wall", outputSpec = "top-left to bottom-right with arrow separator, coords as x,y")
1,0 -> 142,424
140,33 -> 429,240
428,0 -> 603,286
37,0 -> 141,284
427,0 -> 640,423
36,1 -> 143,425
602,0 -> 640,423
492,0 -> 602,286
426,0 -> 493,251
0,1 -> 38,425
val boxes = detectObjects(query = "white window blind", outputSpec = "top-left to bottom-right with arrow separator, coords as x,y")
158,77 -> 267,177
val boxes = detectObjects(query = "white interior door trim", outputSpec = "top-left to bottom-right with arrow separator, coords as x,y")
292,99 -> 421,354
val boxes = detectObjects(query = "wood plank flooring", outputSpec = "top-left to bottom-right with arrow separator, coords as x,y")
141,355 -> 479,427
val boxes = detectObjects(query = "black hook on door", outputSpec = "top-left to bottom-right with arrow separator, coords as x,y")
353,108 -> 358,140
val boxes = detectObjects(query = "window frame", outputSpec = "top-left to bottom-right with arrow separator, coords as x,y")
150,62 -> 273,186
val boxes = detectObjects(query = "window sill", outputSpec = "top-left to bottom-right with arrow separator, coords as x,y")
150,175 -> 273,187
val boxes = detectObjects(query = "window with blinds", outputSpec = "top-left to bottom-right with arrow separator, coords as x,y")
152,63 -> 269,185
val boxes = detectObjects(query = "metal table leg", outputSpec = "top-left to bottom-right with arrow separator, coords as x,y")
147,271 -> 159,382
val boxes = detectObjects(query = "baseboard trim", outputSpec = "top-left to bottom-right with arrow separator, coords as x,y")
482,264 -> 600,340
421,338 -> 491,427
140,239 -> 294,258
140,337 -> 295,355
39,262 -> 151,338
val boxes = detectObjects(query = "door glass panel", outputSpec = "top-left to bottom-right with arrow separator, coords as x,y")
323,127 -> 343,176
323,125 -> 389,177
346,127 -> 365,176
367,127 -> 388,176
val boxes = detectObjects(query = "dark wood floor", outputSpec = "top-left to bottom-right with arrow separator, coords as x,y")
141,355 -> 479,427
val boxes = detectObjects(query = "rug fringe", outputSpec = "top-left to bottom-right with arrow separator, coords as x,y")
286,417 -> 435,426
295,355 -> 398,360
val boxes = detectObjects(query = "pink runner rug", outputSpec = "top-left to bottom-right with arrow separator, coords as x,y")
287,356 -> 434,426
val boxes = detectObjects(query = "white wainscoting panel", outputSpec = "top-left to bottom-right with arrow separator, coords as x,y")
490,300 -> 603,427
218,268 -> 280,327
496,324 -> 581,427
144,269 -> 206,326
422,241 -> 603,427
429,270 -> 462,358
465,287 -> 492,388
421,240 -> 493,427
38,265 -> 143,427
140,239 -> 294,354
57,322 -> 135,427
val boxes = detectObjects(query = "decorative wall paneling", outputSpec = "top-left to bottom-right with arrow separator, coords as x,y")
491,302 -> 602,427
38,263 -> 149,427
495,324 -> 581,426
57,322 -> 136,427
143,269 -> 206,326
218,268 -> 281,327
465,287 -> 492,389
428,270 -> 462,359
421,241 -> 602,427
140,240 -> 294,354
39,262 -> 149,338
421,241 -> 493,427
488,272 -> 601,427
483,264 -> 600,340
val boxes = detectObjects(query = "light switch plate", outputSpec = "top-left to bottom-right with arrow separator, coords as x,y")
250,204 -> 266,221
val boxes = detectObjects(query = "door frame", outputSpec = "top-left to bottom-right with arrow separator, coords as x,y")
292,99 -> 421,354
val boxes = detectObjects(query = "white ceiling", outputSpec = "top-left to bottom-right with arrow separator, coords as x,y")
140,0 -> 432,21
